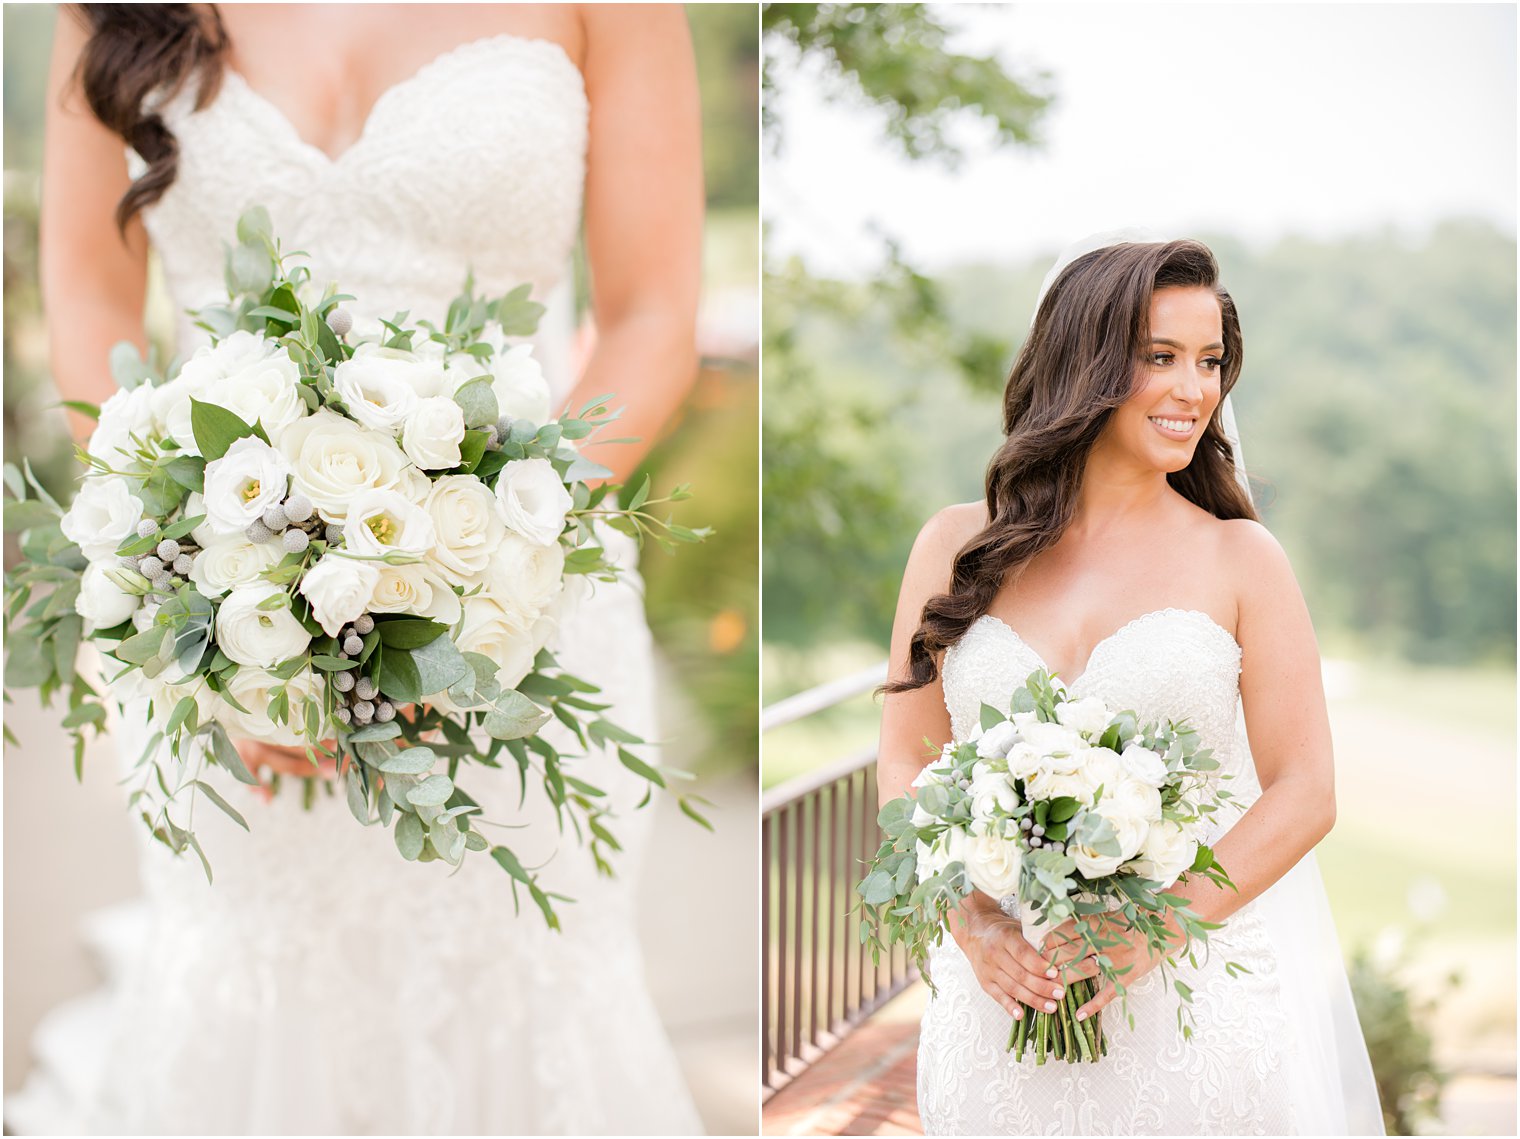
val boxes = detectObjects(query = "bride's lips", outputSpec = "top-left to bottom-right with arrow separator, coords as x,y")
1148,415 -> 1196,440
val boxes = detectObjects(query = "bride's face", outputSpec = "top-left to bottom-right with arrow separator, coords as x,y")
1098,285 -> 1225,474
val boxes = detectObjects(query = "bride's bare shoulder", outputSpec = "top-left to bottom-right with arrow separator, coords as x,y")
901,501 -> 988,584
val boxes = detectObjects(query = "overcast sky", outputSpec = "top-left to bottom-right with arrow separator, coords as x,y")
765,3 -> 1517,277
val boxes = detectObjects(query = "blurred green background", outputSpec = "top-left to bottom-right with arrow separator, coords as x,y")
762,5 -> 1514,1133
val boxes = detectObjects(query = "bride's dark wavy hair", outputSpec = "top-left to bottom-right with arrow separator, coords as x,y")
65,3 -> 228,234
887,239 -> 1258,694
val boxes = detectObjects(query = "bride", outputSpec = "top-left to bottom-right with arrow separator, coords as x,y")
13,4 -> 705,1134
878,236 -> 1384,1134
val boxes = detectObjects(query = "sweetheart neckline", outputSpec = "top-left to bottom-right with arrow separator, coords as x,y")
220,33 -> 586,167
967,607 -> 1240,690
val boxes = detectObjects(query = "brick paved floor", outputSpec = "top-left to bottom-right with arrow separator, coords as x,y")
763,984 -> 928,1136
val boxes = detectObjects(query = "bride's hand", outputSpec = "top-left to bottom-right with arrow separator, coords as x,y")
1049,914 -> 1171,1022
953,898 -> 1097,1019
235,739 -> 341,782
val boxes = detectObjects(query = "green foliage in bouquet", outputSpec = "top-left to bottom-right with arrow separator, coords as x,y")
3,207 -> 712,928
858,668 -> 1244,1063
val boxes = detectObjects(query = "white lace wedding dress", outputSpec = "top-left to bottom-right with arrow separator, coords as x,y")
922,609 -> 1384,1136
8,35 -> 702,1136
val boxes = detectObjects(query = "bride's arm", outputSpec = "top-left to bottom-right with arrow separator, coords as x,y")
40,7 -> 151,443
880,505 -> 1084,1018
1075,518 -> 1337,1018
566,5 -> 704,484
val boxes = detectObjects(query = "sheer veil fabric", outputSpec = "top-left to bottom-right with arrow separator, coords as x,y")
914,232 -> 1383,1135
6,35 -> 702,1136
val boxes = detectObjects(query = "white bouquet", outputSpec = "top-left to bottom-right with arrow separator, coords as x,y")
4,207 -> 710,926
861,669 -> 1241,1063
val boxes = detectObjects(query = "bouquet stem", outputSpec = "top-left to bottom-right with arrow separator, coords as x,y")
1007,976 -> 1103,1064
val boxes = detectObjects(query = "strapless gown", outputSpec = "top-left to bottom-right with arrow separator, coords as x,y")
7,35 -> 702,1136
920,609 -> 1384,1135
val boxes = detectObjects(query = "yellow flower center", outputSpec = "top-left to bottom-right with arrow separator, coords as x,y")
241,478 -> 262,504
367,514 -> 396,544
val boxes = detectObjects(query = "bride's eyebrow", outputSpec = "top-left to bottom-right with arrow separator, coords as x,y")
1150,337 -> 1225,351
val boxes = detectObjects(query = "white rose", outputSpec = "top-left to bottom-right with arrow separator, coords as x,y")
1005,741 -> 1047,783
494,457 -> 572,546
1055,696 -> 1112,739
968,761 -> 1020,821
1093,778 -> 1162,863
219,665 -> 323,746
279,410 -> 410,522
60,478 -> 145,561
422,476 -> 505,584
400,396 -> 466,471
975,719 -> 1020,760
481,532 -> 565,617
911,760 -> 953,791
486,342 -> 552,425
299,555 -> 381,638
344,488 -> 437,558
1025,767 -> 1099,807
215,582 -> 312,667
333,344 -> 443,433
203,343 -> 307,443
962,831 -> 1023,898
368,562 -> 462,626
915,824 -> 969,884
189,534 -> 283,598
454,595 -> 536,688
1129,819 -> 1198,889
1119,743 -> 1170,789
76,560 -> 141,630
89,383 -> 158,471
156,331 -> 274,455
1018,720 -> 1086,770
202,436 -> 291,537
1069,840 -> 1129,880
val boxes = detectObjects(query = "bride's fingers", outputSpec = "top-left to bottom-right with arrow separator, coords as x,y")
1003,934 -> 1062,982
1075,979 -> 1119,1021
983,968 -> 1056,1018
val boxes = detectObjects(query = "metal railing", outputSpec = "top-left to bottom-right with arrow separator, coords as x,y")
761,661 -> 918,1099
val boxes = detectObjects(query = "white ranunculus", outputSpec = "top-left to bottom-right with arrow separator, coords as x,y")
344,488 -> 437,558
1055,696 -> 1112,739
975,719 -> 1020,760
969,761 -> 1020,821
1128,819 -> 1197,889
333,344 -> 444,433
486,342 -> 552,425
916,824 -> 969,884
218,665 -> 322,746
962,831 -> 1023,898
201,436 -> 291,537
482,531 -> 565,618
423,475 -> 505,584
369,562 -> 462,626
89,384 -> 158,471
76,560 -> 141,630
60,478 -> 145,561
279,410 -> 411,523
1119,743 -> 1170,789
494,457 -> 572,547
299,555 -> 381,638
215,582 -> 312,667
401,396 -> 467,471
150,675 -> 222,730
189,534 -> 283,598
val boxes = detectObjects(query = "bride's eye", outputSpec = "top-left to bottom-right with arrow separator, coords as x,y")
1150,352 -> 1174,366
1202,356 -> 1224,371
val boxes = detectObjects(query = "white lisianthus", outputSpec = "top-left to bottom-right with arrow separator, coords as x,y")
333,344 -> 443,433
494,458 -> 572,546
368,562 -> 462,626
215,582 -> 312,667
279,411 -> 411,523
969,760 -> 1020,819
344,489 -> 437,558
189,534 -> 283,598
482,532 -> 565,617
218,665 -> 323,746
89,384 -> 158,471
915,824 -> 969,884
1054,696 -> 1112,739
975,719 -> 1021,760
76,560 -> 141,630
423,475 -> 506,584
60,478 -> 145,561
299,555 -> 381,637
401,396 -> 466,471
202,436 -> 291,536
962,831 -> 1023,898
1119,743 -> 1170,789
1129,819 -> 1198,889
484,341 -> 552,425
